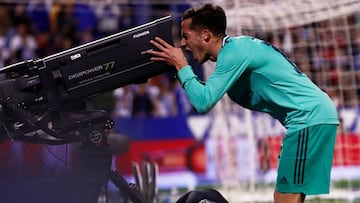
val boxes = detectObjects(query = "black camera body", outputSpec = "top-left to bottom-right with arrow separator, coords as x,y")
0,16 -> 174,148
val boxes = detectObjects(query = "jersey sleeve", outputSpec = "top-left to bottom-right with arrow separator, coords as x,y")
177,41 -> 252,113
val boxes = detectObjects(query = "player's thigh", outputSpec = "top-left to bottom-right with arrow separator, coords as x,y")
276,124 -> 337,195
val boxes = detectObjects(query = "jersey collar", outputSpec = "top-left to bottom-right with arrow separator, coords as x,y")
222,35 -> 230,47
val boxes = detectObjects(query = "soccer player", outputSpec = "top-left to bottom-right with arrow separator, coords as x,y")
147,3 -> 339,203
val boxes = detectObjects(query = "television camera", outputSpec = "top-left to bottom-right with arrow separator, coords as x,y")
0,16 -> 174,151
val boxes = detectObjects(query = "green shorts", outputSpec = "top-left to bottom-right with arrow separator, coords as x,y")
275,124 -> 337,195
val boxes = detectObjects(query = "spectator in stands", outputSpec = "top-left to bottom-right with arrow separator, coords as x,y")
27,1 -> 50,33
147,4 -> 339,203
54,3 -> 78,44
72,2 -> 97,34
156,77 -> 178,117
113,86 -> 134,117
0,31 -> 9,71
5,3 -> 35,64
132,84 -> 157,118
169,76 -> 193,116
94,2 -> 122,36
9,3 -> 31,28
118,4 -> 135,30
7,21 -> 37,63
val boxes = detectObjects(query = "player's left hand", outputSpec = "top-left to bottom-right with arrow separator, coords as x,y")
147,37 -> 189,71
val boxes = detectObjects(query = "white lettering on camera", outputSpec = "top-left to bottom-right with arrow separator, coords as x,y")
133,30 -> 150,39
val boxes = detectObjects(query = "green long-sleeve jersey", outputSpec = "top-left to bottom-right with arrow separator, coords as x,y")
177,36 -> 339,131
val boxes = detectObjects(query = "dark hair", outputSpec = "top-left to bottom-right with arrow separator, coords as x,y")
182,4 -> 226,37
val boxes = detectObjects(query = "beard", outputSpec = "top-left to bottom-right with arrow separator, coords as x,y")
199,54 -> 211,64
183,49 -> 210,64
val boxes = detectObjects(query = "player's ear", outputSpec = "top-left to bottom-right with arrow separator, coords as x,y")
201,30 -> 211,43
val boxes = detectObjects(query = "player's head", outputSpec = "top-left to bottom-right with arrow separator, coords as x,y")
180,4 -> 227,64
182,4 -> 227,37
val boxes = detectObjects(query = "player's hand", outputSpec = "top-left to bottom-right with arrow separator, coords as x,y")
147,37 -> 188,71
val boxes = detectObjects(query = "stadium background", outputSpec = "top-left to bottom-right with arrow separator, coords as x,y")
0,1 -> 360,203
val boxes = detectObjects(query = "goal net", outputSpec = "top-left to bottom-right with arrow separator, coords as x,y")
187,0 -> 360,202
